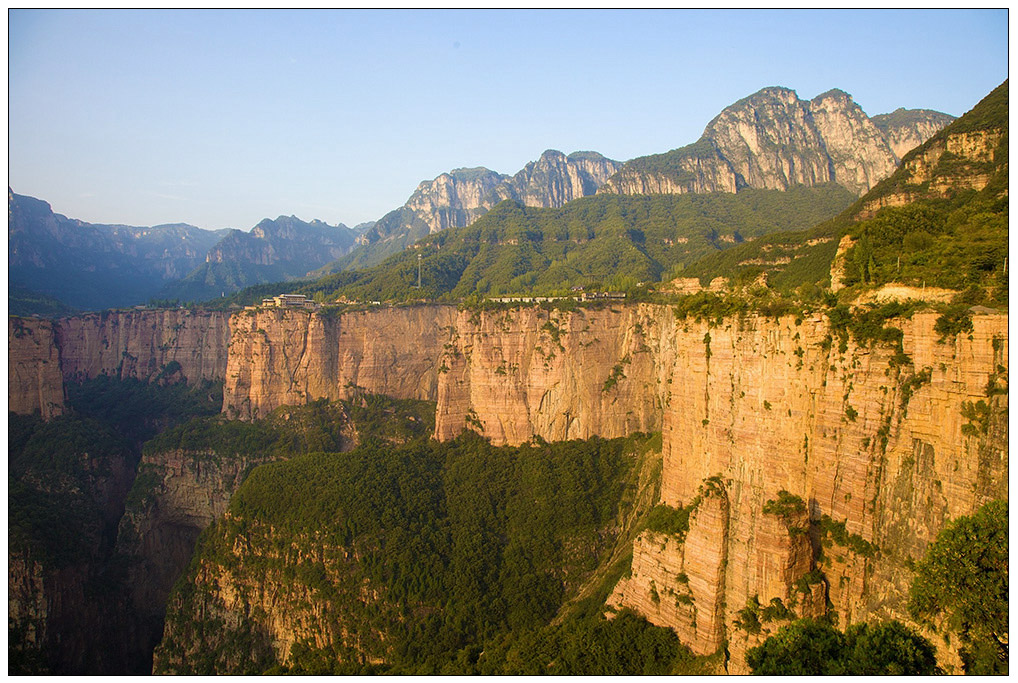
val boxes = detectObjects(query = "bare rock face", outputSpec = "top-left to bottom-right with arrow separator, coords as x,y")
508,150 -> 622,208
859,128 -> 1006,218
871,108 -> 959,159
433,305 -> 667,444
9,309 -> 231,420
153,515 -> 388,674
405,167 -> 512,234
55,309 -> 231,385
634,310 -> 1008,671
9,317 -> 65,418
359,151 -> 621,250
223,306 -> 458,420
599,87 -> 952,198
808,89 -> 899,196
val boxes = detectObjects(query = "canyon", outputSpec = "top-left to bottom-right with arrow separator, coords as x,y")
9,298 -> 1007,672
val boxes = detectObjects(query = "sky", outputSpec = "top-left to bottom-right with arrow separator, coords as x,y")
8,9 -> 1010,231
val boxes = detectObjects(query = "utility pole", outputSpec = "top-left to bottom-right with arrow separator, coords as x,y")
416,253 -> 422,289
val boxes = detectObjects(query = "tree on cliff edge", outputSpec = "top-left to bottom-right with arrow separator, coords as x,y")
909,500 -> 1008,675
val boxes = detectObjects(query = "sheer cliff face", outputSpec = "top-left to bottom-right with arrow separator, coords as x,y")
9,318 -> 65,418
9,310 -> 231,420
223,306 -> 458,419
859,127 -> 1006,218
433,305 -> 668,444
611,311 -> 1007,670
56,310 -> 231,383
871,108 -> 959,159
599,87 -> 952,198
14,303 -> 1008,671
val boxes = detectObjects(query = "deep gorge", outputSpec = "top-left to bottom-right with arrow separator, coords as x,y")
8,302 -> 1008,672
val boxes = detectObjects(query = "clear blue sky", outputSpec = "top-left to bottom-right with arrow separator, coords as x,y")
9,9 -> 1009,231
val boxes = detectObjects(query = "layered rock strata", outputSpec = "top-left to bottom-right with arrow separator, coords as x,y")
9,317 -> 65,417
223,306 -> 458,419
56,309 -> 230,383
9,310 -> 231,419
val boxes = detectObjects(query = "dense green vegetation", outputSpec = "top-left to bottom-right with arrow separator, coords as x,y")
9,375 -> 229,674
66,374 -> 223,445
9,284 -> 79,318
217,185 -> 851,305
909,500 -> 1008,674
159,429 -> 710,674
683,81 -> 1008,300
747,619 -> 941,675
9,413 -> 132,568
10,376 -> 224,569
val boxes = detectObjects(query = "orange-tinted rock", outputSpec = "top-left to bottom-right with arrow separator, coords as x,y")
9,317 -> 65,417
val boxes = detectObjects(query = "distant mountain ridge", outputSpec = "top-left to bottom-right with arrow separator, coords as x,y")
679,80 -> 1007,297
598,87 -> 954,199
8,190 -> 229,311
8,190 -> 362,312
331,150 -> 622,272
159,215 -> 362,303
325,87 -> 951,275
9,85 -> 956,313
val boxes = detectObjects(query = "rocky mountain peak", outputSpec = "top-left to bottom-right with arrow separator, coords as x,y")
599,85 -> 954,200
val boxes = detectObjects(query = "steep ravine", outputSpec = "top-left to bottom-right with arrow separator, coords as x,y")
216,303 -> 1007,671
9,303 -> 1008,672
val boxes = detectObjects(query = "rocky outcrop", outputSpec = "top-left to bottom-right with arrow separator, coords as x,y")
223,306 -> 457,420
599,87 -> 952,198
118,449 -> 276,656
507,150 -> 622,208
859,128 -> 1006,217
341,151 -> 621,270
154,517 -> 389,674
9,317 -> 65,418
871,108 -> 959,160
641,310 -> 1008,672
404,167 -> 513,234
397,151 -> 621,237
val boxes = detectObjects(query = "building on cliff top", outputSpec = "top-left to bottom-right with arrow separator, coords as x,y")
261,294 -> 316,309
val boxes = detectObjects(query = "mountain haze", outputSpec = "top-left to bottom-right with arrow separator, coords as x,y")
8,190 -> 228,311
159,215 -> 362,303
8,191 -> 363,312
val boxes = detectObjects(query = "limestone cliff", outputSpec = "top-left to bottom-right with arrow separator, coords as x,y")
117,448 -> 282,660
599,87 -> 952,198
609,309 -> 1007,672
9,310 -> 231,420
130,295 -> 1006,673
433,305 -> 667,444
404,167 -> 513,234
9,317 -> 65,418
223,305 -> 457,419
858,127 -> 1006,218
56,310 -> 231,384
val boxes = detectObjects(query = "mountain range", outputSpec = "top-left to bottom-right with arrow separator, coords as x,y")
8,86 -> 954,314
